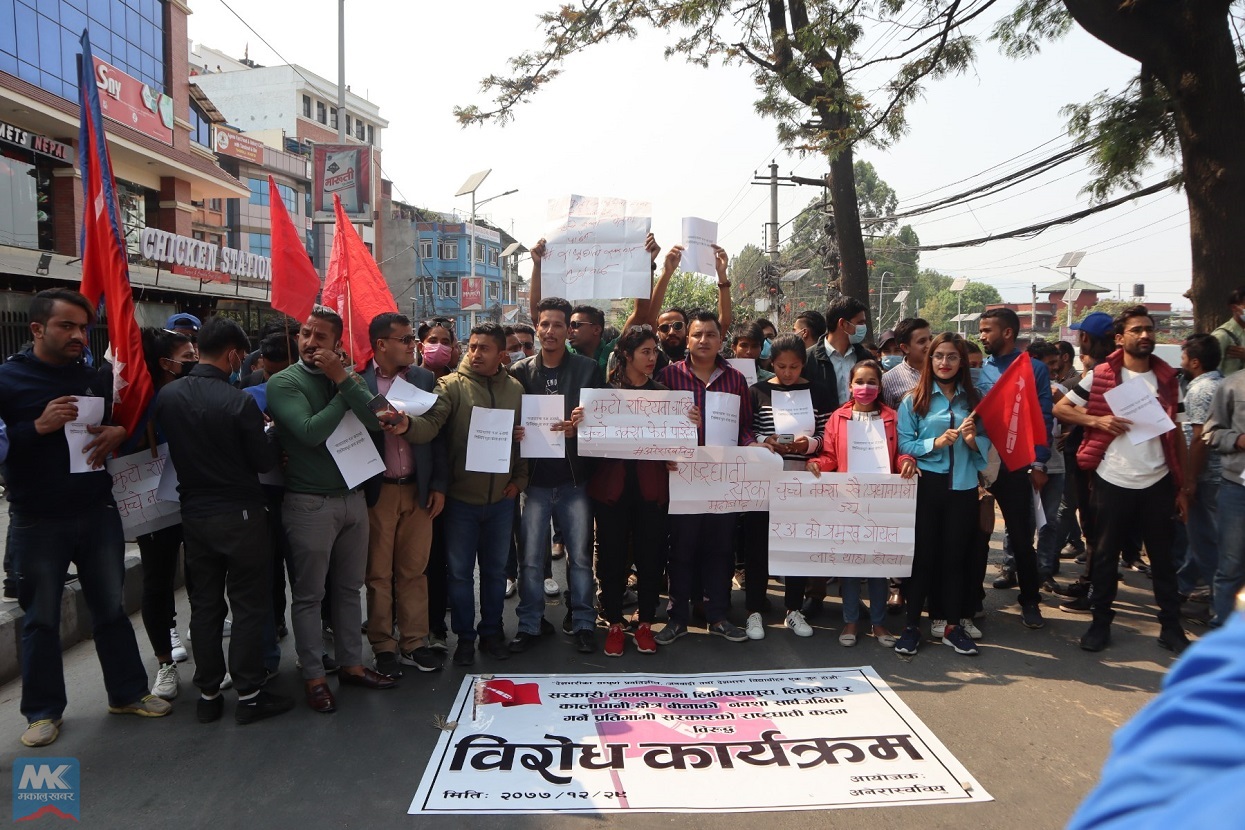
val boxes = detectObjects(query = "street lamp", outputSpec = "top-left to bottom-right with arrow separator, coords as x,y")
876,271 -> 893,325
455,169 -> 517,326
949,277 -> 969,335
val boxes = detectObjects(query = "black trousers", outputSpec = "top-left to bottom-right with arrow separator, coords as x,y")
906,474 -> 977,628
137,523 -> 184,659
740,511 -> 771,613
182,504 -> 272,695
264,486 -> 293,626
667,513 -> 735,625
593,490 -> 667,624
1088,474 -> 1181,627
426,512 -> 448,636
989,466 -> 1041,606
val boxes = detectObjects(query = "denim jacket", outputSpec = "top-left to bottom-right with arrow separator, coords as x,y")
897,383 -> 992,490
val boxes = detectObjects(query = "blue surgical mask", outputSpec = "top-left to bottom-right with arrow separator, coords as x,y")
760,338 -> 772,360
881,354 -> 903,371
848,323 -> 867,346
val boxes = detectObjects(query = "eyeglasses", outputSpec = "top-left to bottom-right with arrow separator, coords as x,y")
517,341 -> 535,351
568,321 -> 596,330
932,353 -> 962,363
383,335 -> 418,345
658,321 -> 685,333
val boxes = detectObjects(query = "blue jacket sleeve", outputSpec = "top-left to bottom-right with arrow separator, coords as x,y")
1030,357 -> 1054,464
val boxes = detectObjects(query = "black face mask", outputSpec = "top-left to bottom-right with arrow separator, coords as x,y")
170,359 -> 197,378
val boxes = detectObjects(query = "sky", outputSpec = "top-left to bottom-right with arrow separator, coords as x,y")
185,0 -> 1193,309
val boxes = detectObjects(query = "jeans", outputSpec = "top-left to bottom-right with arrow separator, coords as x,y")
1089,474 -> 1181,627
1175,476 -> 1219,597
1213,480 -> 1245,626
11,504 -> 148,722
1034,472 -> 1066,578
518,483 -> 595,635
443,497 -> 515,642
841,577 -> 888,625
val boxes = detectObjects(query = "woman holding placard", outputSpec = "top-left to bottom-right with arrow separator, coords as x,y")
895,333 -> 992,657
807,359 -> 916,648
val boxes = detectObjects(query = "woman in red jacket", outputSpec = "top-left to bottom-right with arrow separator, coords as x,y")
807,359 -> 917,648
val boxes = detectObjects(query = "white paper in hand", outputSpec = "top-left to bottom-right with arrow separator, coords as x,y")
846,418 -> 890,474
327,410 -> 385,489
520,395 -> 566,459
466,407 -> 514,473
704,391 -> 740,447
65,395 -> 106,473
727,358 -> 758,387
1032,487 -> 1047,531
386,375 -> 437,417
1103,375 -> 1176,445
681,216 -> 719,279
772,389 -> 815,438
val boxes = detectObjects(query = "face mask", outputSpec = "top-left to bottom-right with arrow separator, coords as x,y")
851,385 -> 879,405
848,323 -> 867,346
422,342 -> 452,369
880,354 -> 903,371
508,351 -> 525,364
165,358 -> 196,378
760,338 -> 772,360
969,367 -> 982,385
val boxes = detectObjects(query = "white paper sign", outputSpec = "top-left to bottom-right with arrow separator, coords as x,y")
520,395 -> 565,459
769,472 -> 917,577
704,391 -> 741,447
409,668 -> 992,815
65,395 -> 105,473
680,216 -> 719,278
465,407 -> 514,474
727,358 -> 759,387
386,375 -> 437,417
1033,488 -> 1047,531
106,444 -> 182,541
846,419 -> 890,474
541,195 -> 652,301
772,389 -> 815,439
668,446 -> 784,514
1103,375 -> 1177,445
327,410 -> 384,489
577,388 -> 697,459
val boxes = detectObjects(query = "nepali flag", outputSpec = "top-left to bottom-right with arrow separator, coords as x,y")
268,175 -> 321,322
479,679 -> 541,707
76,30 -> 152,438
973,354 -> 1047,472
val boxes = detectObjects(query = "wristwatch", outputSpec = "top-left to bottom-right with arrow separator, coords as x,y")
1029,463 -> 1046,474
717,281 -> 731,289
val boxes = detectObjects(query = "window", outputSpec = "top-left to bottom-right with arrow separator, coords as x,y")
489,249 -> 499,267
208,198 -> 222,211
330,108 -> 338,129
487,281 -> 500,301
437,281 -> 458,299
438,240 -> 458,260
302,95 -> 311,118
418,239 -> 433,259
316,102 -> 326,124
345,115 -> 351,135
367,125 -> 374,145
247,179 -> 297,212
474,242 -> 486,264
189,101 -> 212,147
248,232 -> 272,258
355,119 -> 365,141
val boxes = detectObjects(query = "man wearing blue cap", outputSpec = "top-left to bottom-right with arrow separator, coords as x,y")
166,313 -> 202,340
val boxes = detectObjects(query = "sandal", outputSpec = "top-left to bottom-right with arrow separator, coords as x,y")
839,623 -> 858,647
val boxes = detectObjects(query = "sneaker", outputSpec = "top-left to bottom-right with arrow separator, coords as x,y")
1060,543 -> 1085,559
322,621 -> 335,640
108,694 -> 172,717
1062,580 -> 1090,598
1020,603 -> 1046,630
482,633 -> 510,660
574,629 -> 596,653
708,620 -> 748,642
197,695 -> 224,723
604,624 -> 625,657
220,673 -> 234,690
235,690 -> 295,725
959,618 -> 983,639
453,640 -> 476,666
400,646 -> 445,672
1041,577 -> 1060,594
505,579 -> 517,598
374,651 -> 404,679
152,662 -> 179,700
169,628 -> 188,663
1157,626 -> 1191,655
654,622 -> 687,646
992,568 -> 1017,589
784,610 -> 813,637
943,626 -> 979,655
1061,595 -> 1093,614
544,578 -> 560,597
20,719 -> 61,747
1123,559 -> 1151,575
427,633 -> 449,653
745,612 -> 765,640
930,619 -> 948,639
633,623 -> 657,654
893,626 -> 921,655
1080,621 -> 1111,652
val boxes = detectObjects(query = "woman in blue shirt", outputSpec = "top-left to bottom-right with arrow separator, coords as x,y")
896,333 -> 991,657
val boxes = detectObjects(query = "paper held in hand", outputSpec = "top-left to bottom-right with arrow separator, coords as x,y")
327,410 -> 385,489
385,375 -> 437,416
680,216 -> 719,279
65,395 -> 105,473
465,407 -> 515,474
846,418 -> 890,474
704,391 -> 741,447
727,358 -> 758,387
576,388 -> 697,459
1102,375 -> 1176,445
541,195 -> 652,301
520,395 -> 566,459
772,389 -> 815,439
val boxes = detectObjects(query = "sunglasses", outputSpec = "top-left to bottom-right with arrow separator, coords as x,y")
568,321 -> 597,330
657,321 -> 685,333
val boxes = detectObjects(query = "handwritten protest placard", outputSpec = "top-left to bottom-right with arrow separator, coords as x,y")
541,195 -> 652,301
465,407 -> 515,473
106,445 -> 181,541
681,216 -> 718,278
768,472 -> 917,577
668,446 -> 784,514
577,388 -> 697,459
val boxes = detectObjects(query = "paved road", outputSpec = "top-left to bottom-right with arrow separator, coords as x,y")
0,538 -> 1182,829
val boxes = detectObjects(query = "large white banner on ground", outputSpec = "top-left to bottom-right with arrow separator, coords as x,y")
542,195 -> 652,301
768,472 -> 917,578
667,446 -> 784,514
106,444 -> 180,541
577,388 -> 697,459
409,668 -> 992,815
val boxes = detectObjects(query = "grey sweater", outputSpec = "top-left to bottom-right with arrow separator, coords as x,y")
1202,369 -> 1245,483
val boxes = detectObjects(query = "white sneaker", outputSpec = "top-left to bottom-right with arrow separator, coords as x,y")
785,610 -> 813,637
959,618 -> 983,639
220,673 -> 233,690
505,579 -> 517,598
151,662 -> 179,700
931,619 -> 948,639
745,612 -> 766,640
169,629 -> 188,663
222,618 -> 232,638
543,578 -> 559,597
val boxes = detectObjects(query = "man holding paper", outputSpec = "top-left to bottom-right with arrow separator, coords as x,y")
267,307 -> 399,714
358,313 -> 449,678
1055,305 -> 1189,654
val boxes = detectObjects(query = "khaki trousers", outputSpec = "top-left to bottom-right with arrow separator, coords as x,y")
366,483 -> 433,654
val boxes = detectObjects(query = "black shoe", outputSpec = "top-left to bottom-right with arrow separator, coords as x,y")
1080,622 -> 1111,652
453,641 -> 475,666
1020,603 -> 1045,629
275,621 -> 289,640
400,646 -> 445,672
197,695 -> 224,723
235,690 -> 295,725
1157,626 -> 1191,655
1040,577 -> 1060,594
1060,595 -> 1093,614
322,653 -> 340,674
1075,552 -> 1088,565
374,651 -> 404,679
562,610 -> 573,635
574,629 -> 595,653
1059,544 -> 1085,560
992,568 -> 1017,590
1180,601 -> 1213,627
1059,579 -> 1089,598
799,597 -> 824,620
509,631 -> 539,654
482,634 -> 511,660
540,617 -> 556,636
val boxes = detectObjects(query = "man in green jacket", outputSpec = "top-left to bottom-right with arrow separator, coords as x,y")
405,322 -> 529,667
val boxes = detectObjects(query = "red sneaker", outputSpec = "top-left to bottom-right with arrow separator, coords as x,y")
633,623 -> 657,654
604,623 -> 625,657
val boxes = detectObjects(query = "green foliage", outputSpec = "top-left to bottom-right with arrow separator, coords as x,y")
908,270 -> 1002,334
990,0 -> 1072,59
608,270 -> 722,329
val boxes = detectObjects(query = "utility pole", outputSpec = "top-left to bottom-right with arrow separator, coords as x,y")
337,0 -> 346,144
1031,283 -> 1039,335
751,162 -> 794,262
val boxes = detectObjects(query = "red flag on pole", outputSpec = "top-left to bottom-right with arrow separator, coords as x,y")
321,193 -> 398,367
268,175 -> 321,322
76,30 -> 152,438
973,354 -> 1047,472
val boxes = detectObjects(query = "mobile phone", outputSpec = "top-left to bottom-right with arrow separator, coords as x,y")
776,433 -> 795,444
367,394 -> 405,426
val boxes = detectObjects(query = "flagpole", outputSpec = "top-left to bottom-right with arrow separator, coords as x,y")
346,280 -> 354,365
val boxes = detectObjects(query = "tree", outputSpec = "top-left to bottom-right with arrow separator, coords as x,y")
457,1 -> 991,323
607,270 -> 721,328
908,270 -> 1002,334
993,1 -> 1245,332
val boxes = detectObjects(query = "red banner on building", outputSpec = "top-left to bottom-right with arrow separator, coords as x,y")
312,144 -> 372,223
460,277 -> 484,311
91,57 -> 173,145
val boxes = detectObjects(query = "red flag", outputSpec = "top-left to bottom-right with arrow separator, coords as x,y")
321,194 -> 398,366
76,30 -> 152,438
973,354 -> 1047,472
479,679 -> 542,707
268,175 -> 321,322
